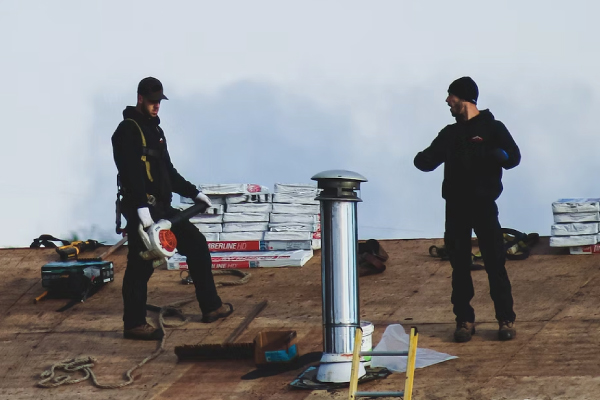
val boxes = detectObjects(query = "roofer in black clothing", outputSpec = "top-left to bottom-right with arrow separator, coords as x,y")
112,77 -> 233,340
414,77 -> 520,343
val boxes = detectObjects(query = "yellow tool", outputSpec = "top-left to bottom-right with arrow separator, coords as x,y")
55,240 -> 102,261
34,291 -> 48,304
348,326 -> 419,400
34,236 -> 128,304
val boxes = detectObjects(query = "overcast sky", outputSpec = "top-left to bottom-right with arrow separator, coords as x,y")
1,0 -> 599,246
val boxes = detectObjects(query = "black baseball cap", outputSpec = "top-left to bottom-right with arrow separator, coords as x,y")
137,77 -> 168,101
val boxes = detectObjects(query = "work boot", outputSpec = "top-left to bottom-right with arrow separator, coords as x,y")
123,323 -> 164,341
498,321 -> 516,341
201,303 -> 234,323
454,321 -> 475,343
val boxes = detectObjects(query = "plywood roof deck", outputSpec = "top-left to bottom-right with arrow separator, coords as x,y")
1,238 -> 598,400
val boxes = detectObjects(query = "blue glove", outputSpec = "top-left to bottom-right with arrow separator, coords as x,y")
491,148 -> 508,163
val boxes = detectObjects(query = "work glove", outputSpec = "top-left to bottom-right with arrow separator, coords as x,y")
195,192 -> 213,208
137,207 -> 155,229
490,148 -> 509,164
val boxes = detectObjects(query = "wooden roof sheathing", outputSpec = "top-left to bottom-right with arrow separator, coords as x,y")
1,238 -> 599,400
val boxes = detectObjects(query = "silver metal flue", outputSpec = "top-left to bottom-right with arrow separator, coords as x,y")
311,170 -> 367,383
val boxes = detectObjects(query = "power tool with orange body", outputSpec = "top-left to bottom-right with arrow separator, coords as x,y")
138,202 -> 208,265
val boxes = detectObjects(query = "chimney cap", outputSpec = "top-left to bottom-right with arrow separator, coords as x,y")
311,170 -> 367,182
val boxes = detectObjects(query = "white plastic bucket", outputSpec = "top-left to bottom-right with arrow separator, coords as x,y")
360,321 -> 374,363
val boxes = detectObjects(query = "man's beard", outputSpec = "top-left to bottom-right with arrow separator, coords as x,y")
450,102 -> 466,120
450,107 -> 461,119
141,104 -> 154,118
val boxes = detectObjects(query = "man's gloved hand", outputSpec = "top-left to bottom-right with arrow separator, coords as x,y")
490,148 -> 509,164
137,207 -> 155,229
195,192 -> 213,208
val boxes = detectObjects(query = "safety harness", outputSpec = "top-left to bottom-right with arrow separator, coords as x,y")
30,234 -> 71,248
126,118 -> 156,183
115,119 -> 163,233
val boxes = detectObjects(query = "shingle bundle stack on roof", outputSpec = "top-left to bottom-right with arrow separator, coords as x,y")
267,183 -> 321,245
550,198 -> 600,253
215,183 -> 272,241
179,183 -> 321,246
170,182 -> 321,270
179,183 -> 270,241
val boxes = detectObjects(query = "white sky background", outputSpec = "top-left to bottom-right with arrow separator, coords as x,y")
1,0 -> 600,246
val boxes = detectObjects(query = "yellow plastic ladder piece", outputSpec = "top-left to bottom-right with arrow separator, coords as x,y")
348,326 -> 419,400
404,327 -> 419,400
348,327 -> 363,400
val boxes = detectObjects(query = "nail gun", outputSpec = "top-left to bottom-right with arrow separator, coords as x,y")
138,202 -> 209,266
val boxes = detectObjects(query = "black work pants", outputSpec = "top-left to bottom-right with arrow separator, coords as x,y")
444,199 -> 516,323
122,206 -> 222,330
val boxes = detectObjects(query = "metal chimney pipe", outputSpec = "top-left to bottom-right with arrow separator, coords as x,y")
311,170 -> 367,383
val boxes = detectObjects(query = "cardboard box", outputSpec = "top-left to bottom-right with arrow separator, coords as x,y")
207,240 -> 313,252
167,249 -> 314,270
254,330 -> 299,367
570,244 -> 600,254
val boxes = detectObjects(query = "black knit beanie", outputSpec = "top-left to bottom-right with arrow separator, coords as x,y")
448,77 -> 478,105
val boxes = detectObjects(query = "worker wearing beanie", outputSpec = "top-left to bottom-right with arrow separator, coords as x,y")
414,76 -> 520,342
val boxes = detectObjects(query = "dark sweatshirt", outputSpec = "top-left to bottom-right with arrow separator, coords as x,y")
414,109 -> 520,200
111,106 -> 199,210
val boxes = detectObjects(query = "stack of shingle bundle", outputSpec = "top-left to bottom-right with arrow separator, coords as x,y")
267,183 -> 321,250
550,198 -> 600,253
179,183 -> 271,241
171,182 -> 325,270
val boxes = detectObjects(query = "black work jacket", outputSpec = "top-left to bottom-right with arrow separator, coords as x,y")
414,109 -> 521,200
111,106 -> 199,210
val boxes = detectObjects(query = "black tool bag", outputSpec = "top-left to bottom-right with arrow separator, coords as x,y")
358,239 -> 389,276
